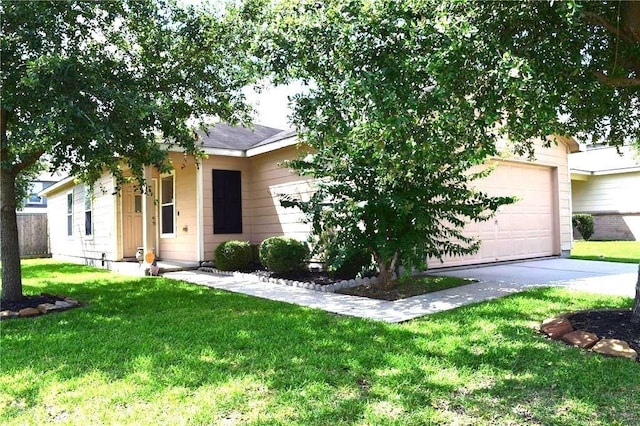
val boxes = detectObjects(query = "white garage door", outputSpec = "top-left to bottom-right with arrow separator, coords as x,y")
432,161 -> 557,268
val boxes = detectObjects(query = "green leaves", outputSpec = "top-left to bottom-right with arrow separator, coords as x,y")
265,1 -> 517,286
1,0 -> 258,187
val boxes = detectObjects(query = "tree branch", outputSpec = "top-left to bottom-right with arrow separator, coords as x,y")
582,11 -> 637,44
593,70 -> 640,88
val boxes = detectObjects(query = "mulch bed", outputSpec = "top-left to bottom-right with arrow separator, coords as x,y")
336,282 -> 432,301
568,310 -> 640,353
1,293 -> 64,312
251,269 -> 440,301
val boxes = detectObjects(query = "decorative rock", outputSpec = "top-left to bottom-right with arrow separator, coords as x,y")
37,303 -> 61,314
370,276 -> 378,285
54,300 -> 75,310
18,307 -> 40,317
561,330 -> 600,349
64,298 -> 79,306
363,277 -> 371,285
1,310 -> 19,320
591,339 -> 638,360
540,317 -> 574,340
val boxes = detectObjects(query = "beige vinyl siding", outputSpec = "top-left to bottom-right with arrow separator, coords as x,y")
201,155 -> 253,260
572,171 -> 640,213
157,152 -> 199,261
248,145 -> 313,245
47,174 -> 117,266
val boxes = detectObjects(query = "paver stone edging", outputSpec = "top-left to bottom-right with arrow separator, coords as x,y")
1,296 -> 81,321
540,309 -> 639,362
198,267 -> 376,293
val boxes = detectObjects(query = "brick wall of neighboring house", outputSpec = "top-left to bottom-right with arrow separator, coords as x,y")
573,212 -> 640,241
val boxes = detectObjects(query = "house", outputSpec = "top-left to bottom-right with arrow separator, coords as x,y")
18,171 -> 62,215
41,124 -> 311,268
569,145 -> 640,241
41,124 -> 579,270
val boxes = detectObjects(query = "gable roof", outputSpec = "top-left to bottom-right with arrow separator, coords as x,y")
197,123 -> 284,150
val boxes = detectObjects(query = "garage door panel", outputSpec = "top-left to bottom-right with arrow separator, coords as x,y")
432,162 -> 557,268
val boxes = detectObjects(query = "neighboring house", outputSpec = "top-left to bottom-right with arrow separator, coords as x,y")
41,124 -> 579,270
18,171 -> 62,214
570,145 -> 640,241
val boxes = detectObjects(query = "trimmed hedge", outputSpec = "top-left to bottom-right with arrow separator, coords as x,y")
572,214 -> 594,241
214,240 -> 253,271
259,237 -> 309,274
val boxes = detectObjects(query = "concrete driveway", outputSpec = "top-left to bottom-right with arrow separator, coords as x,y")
430,258 -> 638,297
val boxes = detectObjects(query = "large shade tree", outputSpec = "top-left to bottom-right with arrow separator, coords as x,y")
1,0 -> 257,302
265,0 -> 516,288
263,0 -> 639,295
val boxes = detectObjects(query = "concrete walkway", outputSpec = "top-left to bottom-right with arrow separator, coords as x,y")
164,258 -> 638,323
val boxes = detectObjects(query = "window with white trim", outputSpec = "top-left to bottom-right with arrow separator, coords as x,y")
66,191 -> 73,236
26,182 -> 44,205
160,174 -> 175,236
84,186 -> 93,236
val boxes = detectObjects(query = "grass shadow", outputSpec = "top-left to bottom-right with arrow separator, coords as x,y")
1,261 -> 638,424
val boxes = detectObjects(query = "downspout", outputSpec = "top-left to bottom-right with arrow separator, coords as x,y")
196,159 -> 204,262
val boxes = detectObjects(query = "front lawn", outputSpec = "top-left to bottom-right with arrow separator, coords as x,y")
570,240 -> 640,263
1,259 -> 638,425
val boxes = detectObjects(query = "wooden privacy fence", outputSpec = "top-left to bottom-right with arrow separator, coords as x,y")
16,213 -> 50,258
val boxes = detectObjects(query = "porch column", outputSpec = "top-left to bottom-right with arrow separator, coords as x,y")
141,166 -> 156,260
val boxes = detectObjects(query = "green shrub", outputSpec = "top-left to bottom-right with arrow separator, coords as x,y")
326,246 -> 373,279
259,237 -> 309,274
572,214 -> 594,241
214,240 -> 253,271
250,243 -> 261,265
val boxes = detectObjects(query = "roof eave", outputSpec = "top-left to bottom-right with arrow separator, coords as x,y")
39,176 -> 74,197
246,136 -> 298,157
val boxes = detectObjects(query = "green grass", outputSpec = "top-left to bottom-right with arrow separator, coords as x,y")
1,259 -> 639,425
399,274 -> 474,291
570,240 -> 640,263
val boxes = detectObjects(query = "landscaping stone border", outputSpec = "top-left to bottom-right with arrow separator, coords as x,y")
1,297 -> 81,321
198,267 -> 377,293
540,310 -> 639,362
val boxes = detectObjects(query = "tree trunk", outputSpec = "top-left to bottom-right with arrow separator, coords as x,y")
1,108 -> 24,303
1,168 -> 23,302
373,251 -> 398,290
631,264 -> 640,325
